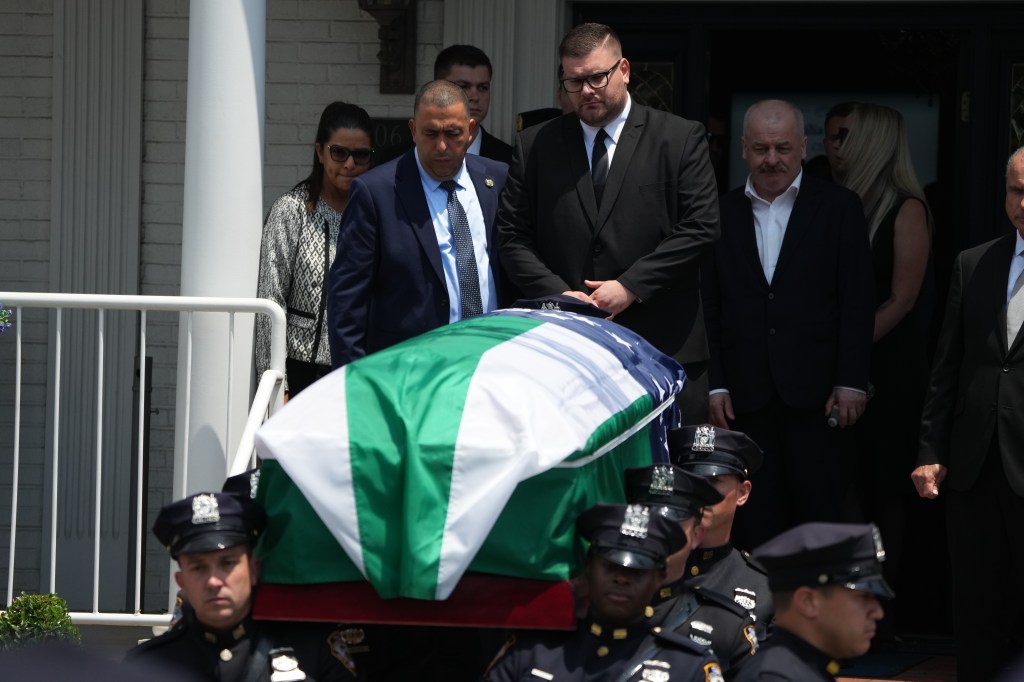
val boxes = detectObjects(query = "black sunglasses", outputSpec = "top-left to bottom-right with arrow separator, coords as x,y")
326,144 -> 373,165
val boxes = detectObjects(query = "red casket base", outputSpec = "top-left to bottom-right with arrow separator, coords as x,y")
253,574 -> 576,630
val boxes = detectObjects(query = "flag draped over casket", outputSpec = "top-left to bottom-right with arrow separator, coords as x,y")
253,309 -> 686,624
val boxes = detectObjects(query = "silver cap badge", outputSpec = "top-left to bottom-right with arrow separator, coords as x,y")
621,504 -> 650,538
649,466 -> 674,496
692,424 -> 716,452
191,494 -> 220,525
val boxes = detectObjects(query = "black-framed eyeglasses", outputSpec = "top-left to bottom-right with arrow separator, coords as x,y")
326,144 -> 373,165
560,58 -> 622,93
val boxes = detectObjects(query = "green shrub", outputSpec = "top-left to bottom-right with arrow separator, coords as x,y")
0,592 -> 81,650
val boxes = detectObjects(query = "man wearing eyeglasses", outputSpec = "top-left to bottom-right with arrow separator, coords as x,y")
498,22 -> 720,425
327,79 -> 509,368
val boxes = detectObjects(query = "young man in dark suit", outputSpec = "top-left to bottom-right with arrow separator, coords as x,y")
434,44 -> 514,165
498,22 -> 720,424
701,99 -> 874,548
912,145 -> 1024,682
327,80 -> 508,368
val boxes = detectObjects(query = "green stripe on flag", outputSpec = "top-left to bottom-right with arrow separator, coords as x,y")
346,315 -> 543,599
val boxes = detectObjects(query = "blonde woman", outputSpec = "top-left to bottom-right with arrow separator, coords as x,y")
839,102 -> 936,636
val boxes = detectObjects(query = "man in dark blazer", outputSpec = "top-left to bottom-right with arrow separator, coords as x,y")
498,23 -> 720,423
912,146 -> 1024,681
702,99 -> 874,549
434,44 -> 513,165
327,80 -> 508,369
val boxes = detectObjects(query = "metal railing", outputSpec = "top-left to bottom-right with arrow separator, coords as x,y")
0,292 -> 285,627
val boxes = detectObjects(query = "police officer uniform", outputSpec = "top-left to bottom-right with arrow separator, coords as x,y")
671,424 -> 774,639
625,465 -> 759,677
733,523 -> 894,682
484,504 -> 725,682
124,492 -> 361,681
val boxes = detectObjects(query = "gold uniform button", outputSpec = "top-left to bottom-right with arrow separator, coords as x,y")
590,623 -> 602,636
220,649 -> 233,662
644,606 -> 655,618
596,646 -> 609,657
690,565 -> 700,576
826,660 -> 841,675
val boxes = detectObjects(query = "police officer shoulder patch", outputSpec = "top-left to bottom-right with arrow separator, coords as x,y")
743,624 -> 758,655
327,629 -> 357,676
704,661 -> 725,682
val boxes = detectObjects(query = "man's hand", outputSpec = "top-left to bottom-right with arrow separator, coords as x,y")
708,392 -> 734,428
584,279 -> 637,317
824,387 -> 867,428
911,464 -> 947,499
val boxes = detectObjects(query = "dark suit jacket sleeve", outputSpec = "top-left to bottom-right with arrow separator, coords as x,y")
834,189 -> 876,391
496,128 -> 574,296
616,120 -> 721,303
917,249 -> 967,467
327,177 -> 378,369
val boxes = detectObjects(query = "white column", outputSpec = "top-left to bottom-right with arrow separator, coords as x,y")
173,0 -> 265,496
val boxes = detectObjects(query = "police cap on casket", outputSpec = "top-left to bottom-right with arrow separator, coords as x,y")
751,522 -> 895,598
153,491 -> 267,558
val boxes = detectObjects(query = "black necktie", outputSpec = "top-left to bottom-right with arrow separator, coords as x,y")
440,180 -> 484,319
591,128 -> 609,206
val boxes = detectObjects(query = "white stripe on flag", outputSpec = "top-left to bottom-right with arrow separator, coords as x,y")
434,322 -> 649,598
253,368 -> 366,577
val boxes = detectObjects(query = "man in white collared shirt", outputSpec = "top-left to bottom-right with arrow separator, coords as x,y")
702,99 -> 875,550
327,80 -> 508,368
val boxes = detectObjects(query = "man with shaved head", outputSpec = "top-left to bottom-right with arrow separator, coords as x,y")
701,99 -> 874,548
328,79 -> 509,367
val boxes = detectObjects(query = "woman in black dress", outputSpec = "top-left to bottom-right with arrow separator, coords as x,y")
839,102 -> 935,634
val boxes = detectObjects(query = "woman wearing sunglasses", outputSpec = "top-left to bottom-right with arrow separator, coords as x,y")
256,101 -> 374,397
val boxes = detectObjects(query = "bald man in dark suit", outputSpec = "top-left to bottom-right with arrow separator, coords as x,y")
913,145 -> 1024,682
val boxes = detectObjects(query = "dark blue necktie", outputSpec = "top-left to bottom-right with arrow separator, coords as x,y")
441,180 -> 483,319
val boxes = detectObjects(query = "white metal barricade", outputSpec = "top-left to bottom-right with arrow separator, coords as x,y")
0,292 -> 285,627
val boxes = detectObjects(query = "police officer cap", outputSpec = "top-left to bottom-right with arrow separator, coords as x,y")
577,503 -> 687,571
153,492 -> 267,558
751,522 -> 894,598
511,294 -> 612,319
669,424 -> 764,480
222,467 -> 260,499
624,464 -> 724,522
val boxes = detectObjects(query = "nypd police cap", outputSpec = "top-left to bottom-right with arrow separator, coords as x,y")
670,424 -> 764,480
751,522 -> 894,598
577,503 -> 687,571
624,464 -> 723,522
153,491 -> 267,558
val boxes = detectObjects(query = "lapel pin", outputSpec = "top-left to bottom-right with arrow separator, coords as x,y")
485,178 -> 494,188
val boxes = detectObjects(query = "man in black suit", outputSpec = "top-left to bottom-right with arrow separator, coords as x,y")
702,99 -> 874,548
434,44 -> 513,165
498,22 -> 720,423
326,79 -> 508,368
912,145 -> 1024,681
